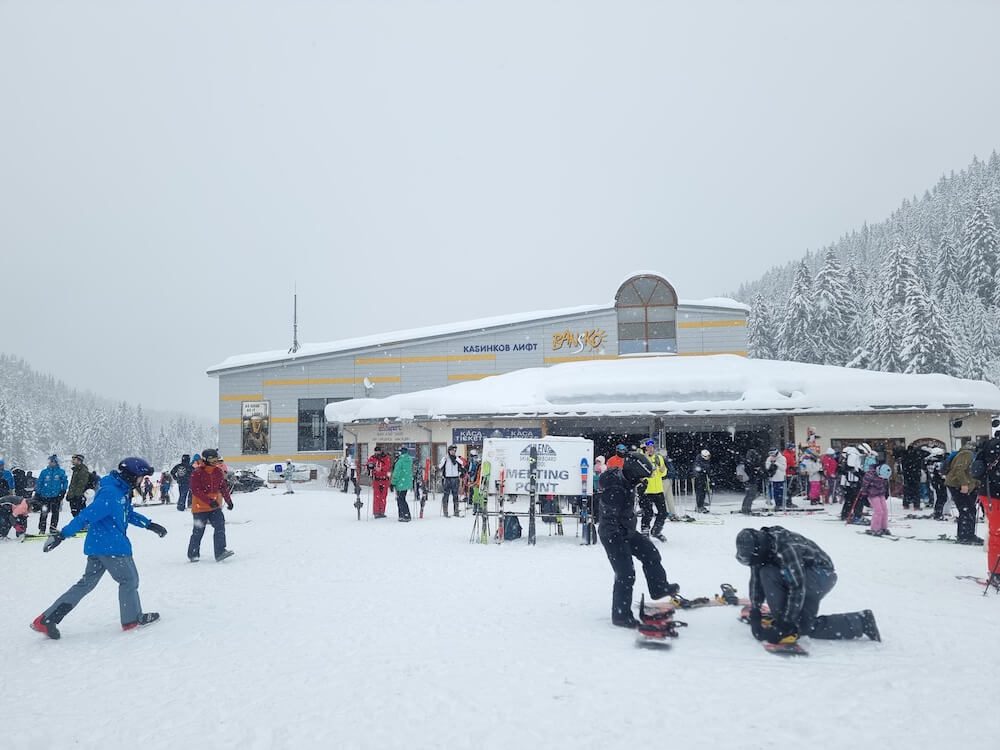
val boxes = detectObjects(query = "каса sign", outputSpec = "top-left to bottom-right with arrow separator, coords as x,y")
481,437 -> 594,496
452,427 -> 542,444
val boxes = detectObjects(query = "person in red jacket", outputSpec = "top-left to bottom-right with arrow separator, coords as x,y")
186,448 -> 235,562
782,443 -> 799,503
367,446 -> 392,519
820,449 -> 839,503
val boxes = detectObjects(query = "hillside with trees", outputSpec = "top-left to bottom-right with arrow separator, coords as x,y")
737,152 -> 1000,384
0,354 -> 216,471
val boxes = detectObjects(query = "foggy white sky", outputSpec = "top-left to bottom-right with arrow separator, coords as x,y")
2,1 -> 999,420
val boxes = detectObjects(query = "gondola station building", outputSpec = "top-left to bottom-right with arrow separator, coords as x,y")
207,272 -> 1000,481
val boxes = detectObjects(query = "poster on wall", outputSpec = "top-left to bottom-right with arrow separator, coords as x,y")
241,401 -> 271,455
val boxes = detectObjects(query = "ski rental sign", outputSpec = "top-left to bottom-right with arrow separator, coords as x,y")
481,437 -> 594,496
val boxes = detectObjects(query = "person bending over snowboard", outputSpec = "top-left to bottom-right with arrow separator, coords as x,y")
735,527 -> 880,647
599,451 -> 680,627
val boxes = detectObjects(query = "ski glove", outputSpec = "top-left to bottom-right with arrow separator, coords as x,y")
226,500 -> 234,510
763,618 -> 798,644
42,533 -> 65,553
147,522 -> 168,538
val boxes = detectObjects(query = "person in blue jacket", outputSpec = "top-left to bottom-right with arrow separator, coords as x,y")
34,454 -> 69,535
0,458 -> 16,497
30,457 -> 168,640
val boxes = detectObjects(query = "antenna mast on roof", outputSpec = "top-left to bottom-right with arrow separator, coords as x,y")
289,286 -> 301,354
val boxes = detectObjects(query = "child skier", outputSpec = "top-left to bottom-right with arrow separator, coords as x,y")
858,455 -> 892,536
30,457 -> 167,639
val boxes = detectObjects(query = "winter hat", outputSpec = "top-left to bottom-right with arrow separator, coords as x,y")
192,453 -> 202,463
700,449 -> 711,459
768,448 -> 779,455
735,528 -> 772,566
72,454 -> 84,462
48,454 -> 59,464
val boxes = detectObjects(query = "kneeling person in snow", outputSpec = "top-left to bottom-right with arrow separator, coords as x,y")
30,457 -> 167,639
188,448 -> 235,562
735,527 -> 880,646
598,451 -> 679,627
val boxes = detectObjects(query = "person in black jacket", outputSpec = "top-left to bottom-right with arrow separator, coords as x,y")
740,447 -> 766,515
692,449 -> 712,513
598,451 -> 680,627
170,454 -> 193,512
735,526 -> 880,646
899,444 -> 924,510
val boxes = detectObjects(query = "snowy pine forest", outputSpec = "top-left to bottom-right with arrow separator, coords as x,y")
737,152 -> 1000,384
0,354 -> 216,471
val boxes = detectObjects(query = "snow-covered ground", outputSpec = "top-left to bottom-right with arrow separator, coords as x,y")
4,486 -> 999,750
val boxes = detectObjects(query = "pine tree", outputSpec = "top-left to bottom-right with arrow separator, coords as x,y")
901,283 -> 955,375
746,293 -> 776,359
811,248 -> 853,365
781,260 -> 817,363
934,235 -> 960,294
960,197 -> 999,305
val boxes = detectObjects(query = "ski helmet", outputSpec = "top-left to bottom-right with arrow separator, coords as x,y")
877,463 -> 892,480
735,528 -> 772,566
615,443 -> 627,456
202,448 -> 222,462
117,457 -> 154,486
700,449 -> 711,460
643,438 -> 656,448
622,451 -> 654,487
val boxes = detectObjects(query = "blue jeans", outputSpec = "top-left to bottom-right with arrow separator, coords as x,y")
187,508 -> 227,560
771,482 -> 785,508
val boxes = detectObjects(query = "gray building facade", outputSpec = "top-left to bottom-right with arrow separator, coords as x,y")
207,273 -> 748,465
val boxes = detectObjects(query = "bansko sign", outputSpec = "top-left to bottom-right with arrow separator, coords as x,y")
452,427 -> 542,445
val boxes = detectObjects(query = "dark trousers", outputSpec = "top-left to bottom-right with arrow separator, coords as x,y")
37,497 -> 62,533
67,495 -> 87,517
950,487 -> 979,541
902,479 -> 921,509
932,481 -> 948,518
396,489 -> 411,520
1,506 -> 27,537
599,519 -> 669,624
342,473 -> 359,494
442,477 -> 460,515
177,482 -> 191,511
640,493 -> 667,534
694,482 -> 708,510
757,565 -> 866,639
771,482 -> 785,509
841,484 -> 862,520
187,509 -> 227,560
741,483 -> 759,514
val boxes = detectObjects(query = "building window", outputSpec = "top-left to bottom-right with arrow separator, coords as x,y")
615,274 -> 678,354
297,398 -> 346,452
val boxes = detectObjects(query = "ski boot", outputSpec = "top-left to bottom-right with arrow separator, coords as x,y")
861,610 -> 881,642
30,614 -> 61,640
123,612 -> 160,632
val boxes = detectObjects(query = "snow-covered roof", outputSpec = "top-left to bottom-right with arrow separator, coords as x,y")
324,355 -> 1000,423
207,297 -> 747,374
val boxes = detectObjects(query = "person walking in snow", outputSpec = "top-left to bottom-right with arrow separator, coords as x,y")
391,446 -> 414,522
35,455 -> 68,535
944,442 -> 983,545
158,472 -> 172,504
739,447 -> 766,515
438,445 -> 463,518
187,449 -> 235,562
65,455 -> 91,518
858,454 -> 892,536
170,454 -> 193,512
800,449 -> 823,506
30,457 -> 167,639
735,527 -> 880,647
366,447 -> 392,518
598,450 -> 680,627
639,439 -> 670,539
692,449 -> 712,513
765,448 -> 788,510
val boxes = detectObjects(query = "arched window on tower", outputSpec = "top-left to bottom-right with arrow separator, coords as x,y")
615,274 -> 678,354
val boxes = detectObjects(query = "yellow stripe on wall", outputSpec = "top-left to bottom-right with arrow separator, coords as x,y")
543,354 -> 620,364
677,350 -> 747,357
677,319 -> 746,329
355,354 -> 496,365
447,373 -> 493,381
220,418 -> 242,425
271,417 -> 298,423
220,394 -> 264,401
262,376 -> 401,386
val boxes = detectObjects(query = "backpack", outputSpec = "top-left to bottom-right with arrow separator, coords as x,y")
501,514 -> 522,540
735,463 -> 748,483
940,450 -> 959,477
86,471 -> 100,491
969,440 -> 1000,483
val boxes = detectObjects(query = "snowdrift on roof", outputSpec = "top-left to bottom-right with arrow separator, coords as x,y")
324,355 -> 1000,423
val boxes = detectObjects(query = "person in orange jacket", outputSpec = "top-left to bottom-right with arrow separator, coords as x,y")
186,449 -> 235,562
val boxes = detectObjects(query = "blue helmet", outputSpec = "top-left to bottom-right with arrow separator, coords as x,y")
643,438 -> 656,448
117,457 -> 154,484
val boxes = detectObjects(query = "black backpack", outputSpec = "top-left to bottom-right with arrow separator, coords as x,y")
970,439 -> 1000,484
86,471 -> 100,491
501,514 -> 522,540
940,450 -> 959,477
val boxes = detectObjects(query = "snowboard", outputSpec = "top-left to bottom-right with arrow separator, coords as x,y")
738,605 -> 808,656
670,584 -> 749,610
634,594 -> 687,646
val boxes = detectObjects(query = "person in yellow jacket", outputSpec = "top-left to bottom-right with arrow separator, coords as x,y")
640,439 -> 675,541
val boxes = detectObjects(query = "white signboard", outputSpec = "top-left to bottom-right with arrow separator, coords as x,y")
481,437 -> 594,496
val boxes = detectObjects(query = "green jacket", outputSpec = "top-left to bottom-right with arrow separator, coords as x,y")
391,453 -> 414,490
944,447 -> 979,491
68,462 -> 91,498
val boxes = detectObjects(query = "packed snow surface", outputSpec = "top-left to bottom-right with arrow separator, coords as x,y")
4,486 -> 999,749
325,354 -> 1000,422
